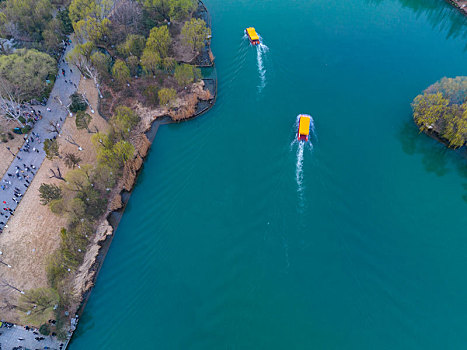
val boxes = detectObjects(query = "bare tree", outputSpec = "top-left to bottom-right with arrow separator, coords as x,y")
0,259 -> 12,268
49,166 -> 66,181
47,120 -> 60,135
64,152 -> 82,169
68,48 -> 103,99
0,278 -> 24,294
0,297 -> 18,311
63,130 -> 83,150
0,77 -> 25,127
111,0 -> 142,34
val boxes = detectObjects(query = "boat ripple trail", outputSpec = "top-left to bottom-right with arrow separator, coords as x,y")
256,39 -> 269,93
292,115 -> 316,194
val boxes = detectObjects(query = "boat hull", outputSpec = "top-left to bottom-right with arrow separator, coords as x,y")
297,114 -> 311,142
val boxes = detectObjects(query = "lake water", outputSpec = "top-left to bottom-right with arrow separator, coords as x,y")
70,0 -> 467,348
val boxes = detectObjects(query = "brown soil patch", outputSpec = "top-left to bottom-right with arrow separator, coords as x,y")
0,77 -> 110,326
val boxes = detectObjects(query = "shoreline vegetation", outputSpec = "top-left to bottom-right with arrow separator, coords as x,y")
412,76 -> 467,148
0,0 -> 216,346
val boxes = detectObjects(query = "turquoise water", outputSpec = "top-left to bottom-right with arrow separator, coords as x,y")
70,1 -> 467,349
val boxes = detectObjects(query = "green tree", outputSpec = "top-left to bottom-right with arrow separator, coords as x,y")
57,8 -> 74,35
0,0 -> 52,42
75,110 -> 92,131
64,153 -> 82,169
181,18 -> 210,53
412,92 -> 449,132
18,288 -> 59,325
113,140 -> 135,164
118,34 -> 146,58
143,85 -> 159,106
425,76 -> 467,105
39,183 -> 62,205
0,49 -> 56,100
65,165 -> 92,192
143,0 -> 196,21
42,18 -> 67,53
110,105 -> 140,140
141,48 -> 161,75
69,0 -> 112,23
112,59 -> 131,85
158,87 -> 176,106
44,138 -> 59,159
39,323 -> 51,335
73,16 -> 111,44
66,42 -> 95,75
162,57 -> 176,72
127,55 -> 140,76
91,51 -> 111,78
70,93 -> 88,113
146,25 -> 171,58
174,63 -> 201,87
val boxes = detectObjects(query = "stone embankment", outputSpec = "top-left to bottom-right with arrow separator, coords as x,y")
446,0 -> 467,15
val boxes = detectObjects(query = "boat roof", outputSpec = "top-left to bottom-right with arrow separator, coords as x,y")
299,115 -> 311,136
246,27 -> 259,41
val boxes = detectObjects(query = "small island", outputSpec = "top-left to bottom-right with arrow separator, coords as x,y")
412,76 -> 467,148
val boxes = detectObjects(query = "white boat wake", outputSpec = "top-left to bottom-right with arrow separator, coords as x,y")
256,41 -> 268,93
291,115 -> 316,194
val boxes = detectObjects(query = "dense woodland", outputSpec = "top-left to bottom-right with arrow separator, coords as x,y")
0,0 -> 211,338
412,77 -> 467,148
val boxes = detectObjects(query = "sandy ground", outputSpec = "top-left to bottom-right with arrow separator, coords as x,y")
0,78 -> 109,325
0,119 -> 27,179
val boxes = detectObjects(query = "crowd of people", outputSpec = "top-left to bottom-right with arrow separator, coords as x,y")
0,131 -> 43,234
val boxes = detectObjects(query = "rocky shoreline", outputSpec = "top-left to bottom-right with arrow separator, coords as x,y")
445,0 -> 467,15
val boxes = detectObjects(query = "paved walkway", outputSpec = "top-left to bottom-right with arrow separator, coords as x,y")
0,43 -> 80,233
0,322 -> 63,350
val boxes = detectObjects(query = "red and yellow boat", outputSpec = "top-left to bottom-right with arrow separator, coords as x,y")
245,27 -> 260,45
297,114 -> 311,141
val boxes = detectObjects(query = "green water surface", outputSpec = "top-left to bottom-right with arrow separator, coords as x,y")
70,0 -> 467,348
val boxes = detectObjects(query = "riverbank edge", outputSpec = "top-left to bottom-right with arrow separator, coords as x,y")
445,0 -> 467,15
64,3 -> 217,348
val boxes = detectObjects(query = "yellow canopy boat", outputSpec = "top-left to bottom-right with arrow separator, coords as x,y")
297,114 -> 311,141
245,27 -> 260,45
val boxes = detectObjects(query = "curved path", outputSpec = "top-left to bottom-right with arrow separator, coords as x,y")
0,44 -> 80,233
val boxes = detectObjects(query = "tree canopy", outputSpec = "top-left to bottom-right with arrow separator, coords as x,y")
412,76 -> 467,149
0,0 -> 53,42
143,0 -> 196,21
110,105 -> 140,140
112,59 -> 131,85
158,87 -> 176,106
0,49 -> 56,100
69,0 -> 113,23
146,25 -> 171,58
181,18 -> 210,53
174,63 -> 201,87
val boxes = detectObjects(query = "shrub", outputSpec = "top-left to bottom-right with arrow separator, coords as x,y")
69,93 -> 87,113
7,132 -> 14,140
174,63 -> 201,87
39,183 -> 62,205
158,87 -> 176,106
39,323 -> 50,335
21,125 -> 32,134
143,85 -> 159,106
